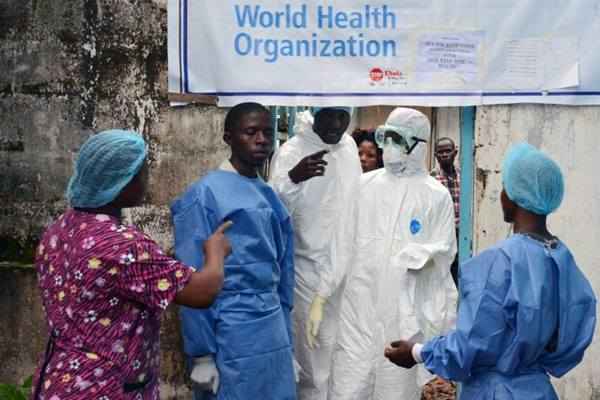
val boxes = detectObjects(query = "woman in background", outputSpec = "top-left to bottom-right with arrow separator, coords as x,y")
352,129 -> 383,173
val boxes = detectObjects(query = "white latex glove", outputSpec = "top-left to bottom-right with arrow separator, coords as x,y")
293,357 -> 302,383
190,355 -> 219,394
306,295 -> 326,349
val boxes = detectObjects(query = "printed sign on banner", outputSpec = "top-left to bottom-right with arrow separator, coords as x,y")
416,32 -> 483,88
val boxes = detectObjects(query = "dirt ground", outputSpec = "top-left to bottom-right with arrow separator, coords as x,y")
421,377 -> 456,400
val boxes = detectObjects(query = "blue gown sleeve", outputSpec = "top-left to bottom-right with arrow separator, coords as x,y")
278,220 -> 295,346
421,248 -> 512,381
171,189 -> 219,357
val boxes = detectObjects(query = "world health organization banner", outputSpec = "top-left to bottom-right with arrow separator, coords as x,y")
168,0 -> 600,107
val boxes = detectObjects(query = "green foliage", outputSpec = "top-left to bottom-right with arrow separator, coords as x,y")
0,376 -> 33,400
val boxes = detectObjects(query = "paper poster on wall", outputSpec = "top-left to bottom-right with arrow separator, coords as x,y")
502,38 -> 545,90
168,0 -> 600,106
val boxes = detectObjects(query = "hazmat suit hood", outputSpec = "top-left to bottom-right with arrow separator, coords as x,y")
379,108 -> 430,177
294,110 -> 348,150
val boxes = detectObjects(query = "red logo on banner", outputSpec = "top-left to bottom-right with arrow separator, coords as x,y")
369,68 -> 384,82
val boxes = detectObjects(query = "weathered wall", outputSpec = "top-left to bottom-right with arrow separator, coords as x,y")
0,0 -> 228,397
473,105 -> 600,399
0,263 -> 47,387
434,108 -> 460,147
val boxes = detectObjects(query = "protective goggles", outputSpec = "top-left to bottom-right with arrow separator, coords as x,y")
374,125 -> 427,154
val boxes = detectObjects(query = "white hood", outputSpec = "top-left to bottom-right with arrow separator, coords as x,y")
381,108 -> 430,177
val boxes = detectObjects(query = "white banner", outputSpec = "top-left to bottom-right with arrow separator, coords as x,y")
168,0 -> 600,107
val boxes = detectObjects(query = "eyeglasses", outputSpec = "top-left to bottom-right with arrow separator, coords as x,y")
374,125 -> 427,154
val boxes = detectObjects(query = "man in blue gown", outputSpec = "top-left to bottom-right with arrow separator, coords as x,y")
385,142 -> 596,400
171,103 -> 296,399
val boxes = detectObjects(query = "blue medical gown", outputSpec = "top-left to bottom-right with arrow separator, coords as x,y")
422,234 -> 596,400
171,170 -> 296,400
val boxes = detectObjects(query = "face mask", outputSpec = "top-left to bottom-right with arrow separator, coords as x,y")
382,139 -> 409,175
383,137 -> 426,176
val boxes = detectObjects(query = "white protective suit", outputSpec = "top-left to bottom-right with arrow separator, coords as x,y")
269,110 -> 362,400
329,108 -> 458,400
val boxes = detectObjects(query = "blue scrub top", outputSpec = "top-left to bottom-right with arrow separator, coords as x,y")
422,234 -> 596,400
171,170 -> 296,400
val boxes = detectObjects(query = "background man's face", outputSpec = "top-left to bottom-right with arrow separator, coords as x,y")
227,111 -> 274,167
313,109 -> 350,145
435,141 -> 457,168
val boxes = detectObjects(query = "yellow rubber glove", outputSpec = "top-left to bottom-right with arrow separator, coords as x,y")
306,295 -> 326,349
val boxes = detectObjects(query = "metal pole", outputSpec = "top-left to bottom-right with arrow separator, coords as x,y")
456,106 -> 475,400
458,106 -> 475,266
270,106 -> 279,150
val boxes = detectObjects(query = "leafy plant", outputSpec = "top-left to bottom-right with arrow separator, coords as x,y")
0,376 -> 33,400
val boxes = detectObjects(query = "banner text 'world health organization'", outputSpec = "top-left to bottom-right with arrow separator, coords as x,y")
232,4 -> 400,63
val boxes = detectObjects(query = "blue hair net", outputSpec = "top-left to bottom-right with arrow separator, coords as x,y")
67,129 -> 147,208
502,142 -> 564,215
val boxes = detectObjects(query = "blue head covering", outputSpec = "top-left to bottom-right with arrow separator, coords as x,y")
502,142 -> 564,215
67,129 -> 147,208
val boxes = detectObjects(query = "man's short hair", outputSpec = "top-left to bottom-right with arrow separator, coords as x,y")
436,137 -> 456,149
225,102 -> 270,132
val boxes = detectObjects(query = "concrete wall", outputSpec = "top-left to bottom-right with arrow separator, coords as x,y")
473,105 -> 600,399
434,108 -> 460,148
0,0 -> 228,397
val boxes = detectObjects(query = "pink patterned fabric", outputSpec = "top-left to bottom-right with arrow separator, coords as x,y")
33,209 -> 193,400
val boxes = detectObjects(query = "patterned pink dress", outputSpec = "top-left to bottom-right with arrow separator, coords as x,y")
33,209 -> 193,400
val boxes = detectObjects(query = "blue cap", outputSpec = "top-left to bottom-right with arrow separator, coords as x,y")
502,142 -> 564,215
67,129 -> 147,208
